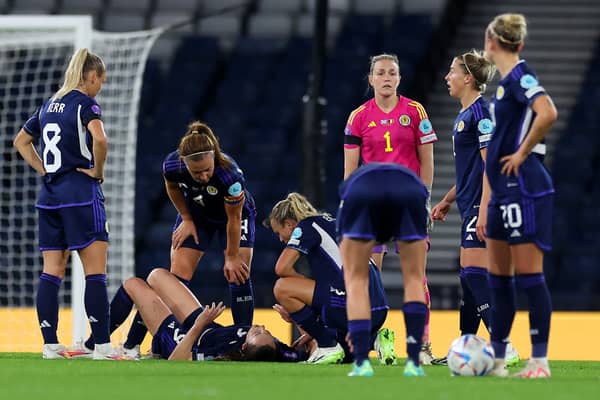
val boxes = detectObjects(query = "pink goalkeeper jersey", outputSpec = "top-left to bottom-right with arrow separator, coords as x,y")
344,96 -> 437,176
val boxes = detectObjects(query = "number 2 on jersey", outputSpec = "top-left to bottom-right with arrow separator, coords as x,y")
383,131 -> 393,152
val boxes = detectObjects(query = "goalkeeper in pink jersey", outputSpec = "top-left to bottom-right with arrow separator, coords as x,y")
343,53 -> 438,365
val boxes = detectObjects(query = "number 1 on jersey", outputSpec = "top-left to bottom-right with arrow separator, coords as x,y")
383,131 -> 393,152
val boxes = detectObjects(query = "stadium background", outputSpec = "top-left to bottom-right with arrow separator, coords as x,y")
1,0 -> 599,356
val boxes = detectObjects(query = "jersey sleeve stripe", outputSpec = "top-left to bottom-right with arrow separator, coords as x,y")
347,105 -> 366,125
408,101 -> 428,120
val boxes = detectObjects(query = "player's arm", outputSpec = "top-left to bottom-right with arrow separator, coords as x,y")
84,119 -> 108,181
274,248 -> 303,278
165,179 -> 199,248
13,129 -> 46,176
169,302 -> 225,361
476,148 -> 491,241
417,143 -> 434,190
343,147 -> 360,180
501,94 -> 558,176
223,198 -> 249,284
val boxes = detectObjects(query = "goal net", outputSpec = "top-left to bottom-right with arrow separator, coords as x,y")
0,16 -> 163,351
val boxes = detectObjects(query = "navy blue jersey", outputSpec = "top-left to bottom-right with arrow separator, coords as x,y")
286,215 -> 388,311
193,325 -> 304,362
487,60 -> 554,200
23,90 -> 104,208
162,151 -> 256,224
452,96 -> 492,218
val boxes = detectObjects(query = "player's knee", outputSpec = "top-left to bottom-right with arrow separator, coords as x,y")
123,277 -> 145,296
273,278 -> 292,301
147,267 -> 169,287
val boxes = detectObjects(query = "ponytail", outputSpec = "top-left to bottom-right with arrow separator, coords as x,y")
53,48 -> 105,100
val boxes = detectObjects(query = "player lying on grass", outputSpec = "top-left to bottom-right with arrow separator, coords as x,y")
265,192 -> 396,365
75,268 -> 308,361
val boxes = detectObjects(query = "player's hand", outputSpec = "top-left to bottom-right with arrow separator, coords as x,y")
223,256 -> 250,285
172,219 -> 199,249
291,333 -> 313,350
272,304 -> 293,323
76,167 -> 103,183
195,302 -> 225,326
500,149 -> 527,177
431,200 -> 451,221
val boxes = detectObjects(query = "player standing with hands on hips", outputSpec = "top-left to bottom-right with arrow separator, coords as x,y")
14,48 -> 125,360
483,14 -> 557,378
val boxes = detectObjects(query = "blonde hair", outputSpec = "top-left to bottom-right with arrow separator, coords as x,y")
457,50 -> 496,93
53,48 -> 105,100
487,13 -> 527,53
369,53 -> 400,75
178,121 -> 231,169
265,193 -> 322,227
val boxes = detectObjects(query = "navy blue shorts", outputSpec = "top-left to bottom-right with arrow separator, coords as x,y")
176,213 -> 256,252
151,315 -> 186,359
486,195 -> 552,251
337,172 -> 427,243
461,215 -> 486,249
38,201 -> 108,251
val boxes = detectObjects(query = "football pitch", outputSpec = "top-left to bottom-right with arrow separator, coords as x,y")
1,354 -> 598,400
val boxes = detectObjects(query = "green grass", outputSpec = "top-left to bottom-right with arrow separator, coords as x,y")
1,353 -> 599,400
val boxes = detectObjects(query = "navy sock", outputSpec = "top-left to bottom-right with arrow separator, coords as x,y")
124,312 -> 148,349
403,302 -> 427,365
459,270 -> 480,335
348,319 -> 371,365
488,274 -> 516,359
464,266 -> 492,332
289,305 -> 337,347
182,307 -> 204,331
36,273 -> 62,344
84,274 -> 110,345
229,279 -> 254,325
516,273 -> 552,358
84,285 -> 134,350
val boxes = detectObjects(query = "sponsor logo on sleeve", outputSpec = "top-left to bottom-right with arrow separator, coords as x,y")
227,182 -> 242,197
399,114 -> 411,126
91,104 -> 102,116
291,227 -> 302,240
477,118 -> 493,134
418,119 -> 433,134
520,74 -> 539,89
344,126 -> 352,135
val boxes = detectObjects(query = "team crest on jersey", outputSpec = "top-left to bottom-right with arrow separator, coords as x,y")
227,182 -> 242,197
291,227 -> 303,240
520,74 -> 538,89
477,118 -> 493,134
496,86 -> 505,100
418,119 -> 433,134
206,185 -> 218,195
398,114 -> 411,126
456,120 -> 465,132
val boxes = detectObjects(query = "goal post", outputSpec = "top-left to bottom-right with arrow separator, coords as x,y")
0,15 -> 163,351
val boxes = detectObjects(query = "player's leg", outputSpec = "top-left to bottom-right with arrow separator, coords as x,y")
147,267 -> 205,330
370,245 -> 385,271
460,246 -> 491,333
397,239 -> 427,376
122,277 -> 172,335
341,237 -> 375,376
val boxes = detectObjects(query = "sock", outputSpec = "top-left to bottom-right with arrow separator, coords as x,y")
403,302 -> 427,365
290,305 -> 337,347
84,274 -> 110,345
516,273 -> 552,358
84,285 -> 134,350
229,279 -> 254,325
463,266 -> 492,332
36,273 -> 62,344
488,274 -> 516,359
422,277 -> 431,343
182,307 -> 204,331
124,312 -> 148,349
348,319 -> 371,365
459,270 -> 480,335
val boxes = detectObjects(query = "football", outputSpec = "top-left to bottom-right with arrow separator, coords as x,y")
447,334 -> 495,376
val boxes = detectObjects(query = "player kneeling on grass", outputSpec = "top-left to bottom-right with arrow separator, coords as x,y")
78,268 -> 307,361
265,193 -> 395,365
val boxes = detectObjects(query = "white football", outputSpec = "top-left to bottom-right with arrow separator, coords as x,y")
447,334 -> 495,376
